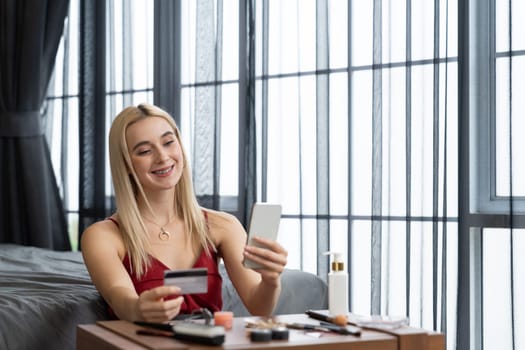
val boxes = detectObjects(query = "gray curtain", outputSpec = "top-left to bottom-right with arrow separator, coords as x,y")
0,0 -> 70,250
182,0 -> 256,222
243,0 -> 257,223
249,0 -> 457,347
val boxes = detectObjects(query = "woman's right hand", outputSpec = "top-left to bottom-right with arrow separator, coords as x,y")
135,286 -> 183,322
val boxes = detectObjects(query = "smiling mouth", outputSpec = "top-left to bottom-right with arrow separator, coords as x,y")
152,165 -> 174,175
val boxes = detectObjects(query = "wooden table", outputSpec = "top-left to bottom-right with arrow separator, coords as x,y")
77,314 -> 444,350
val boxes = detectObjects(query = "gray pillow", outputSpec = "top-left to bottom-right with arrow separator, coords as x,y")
220,265 -> 328,317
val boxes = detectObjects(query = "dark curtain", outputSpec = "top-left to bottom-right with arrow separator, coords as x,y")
242,0 -> 257,223
78,0 -> 108,239
0,0 -> 71,250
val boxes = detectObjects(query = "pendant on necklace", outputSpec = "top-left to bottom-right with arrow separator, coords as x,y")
158,227 -> 171,241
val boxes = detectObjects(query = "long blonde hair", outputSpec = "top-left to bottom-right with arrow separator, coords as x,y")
108,103 -> 215,277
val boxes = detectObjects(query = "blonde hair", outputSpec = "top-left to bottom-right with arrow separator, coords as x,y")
108,103 -> 215,277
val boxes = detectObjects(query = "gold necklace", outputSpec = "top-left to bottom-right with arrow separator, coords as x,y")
143,213 -> 176,241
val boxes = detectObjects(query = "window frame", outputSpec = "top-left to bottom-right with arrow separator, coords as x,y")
471,0 -> 525,215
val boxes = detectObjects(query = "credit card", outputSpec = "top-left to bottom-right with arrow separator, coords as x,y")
164,267 -> 208,294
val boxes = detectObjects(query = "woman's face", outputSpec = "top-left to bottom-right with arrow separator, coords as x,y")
126,116 -> 184,192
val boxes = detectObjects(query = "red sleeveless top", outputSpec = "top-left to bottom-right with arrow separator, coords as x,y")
106,217 -> 223,318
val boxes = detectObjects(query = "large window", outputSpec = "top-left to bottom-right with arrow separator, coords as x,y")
44,1 -> 81,249
468,0 -> 525,349
45,1 -> 525,349
45,0 -> 154,249
179,0 -> 240,211
249,5 -> 458,350
179,2 -> 459,349
472,0 -> 525,214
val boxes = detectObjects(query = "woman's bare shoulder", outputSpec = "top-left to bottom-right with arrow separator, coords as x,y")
81,216 -> 125,252
204,208 -> 243,228
203,208 -> 246,243
202,210 -> 249,268
83,217 -> 119,235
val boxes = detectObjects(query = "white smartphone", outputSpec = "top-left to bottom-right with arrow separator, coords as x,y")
242,202 -> 282,269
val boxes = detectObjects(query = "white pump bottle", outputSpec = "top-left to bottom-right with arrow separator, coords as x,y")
323,251 -> 348,316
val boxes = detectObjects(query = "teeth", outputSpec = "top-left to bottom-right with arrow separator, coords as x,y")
153,166 -> 172,174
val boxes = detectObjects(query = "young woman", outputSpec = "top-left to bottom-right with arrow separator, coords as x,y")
81,103 -> 287,322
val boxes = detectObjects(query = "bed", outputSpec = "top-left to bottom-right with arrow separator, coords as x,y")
0,244 -> 327,350
0,244 -> 106,350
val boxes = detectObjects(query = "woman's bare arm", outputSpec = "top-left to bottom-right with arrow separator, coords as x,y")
81,221 -> 182,322
208,210 -> 287,316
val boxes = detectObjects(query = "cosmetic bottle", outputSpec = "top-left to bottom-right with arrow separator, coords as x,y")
324,251 -> 348,316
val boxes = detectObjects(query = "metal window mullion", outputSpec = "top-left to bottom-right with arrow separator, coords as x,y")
457,0 -> 471,347
347,0 -> 354,312
261,0 -> 269,202
440,0 -> 451,335
107,2 -> 116,120
432,0 -> 441,332
507,0 -> 516,347
294,3 -> 305,272
405,0 -> 413,321
213,0 -> 224,208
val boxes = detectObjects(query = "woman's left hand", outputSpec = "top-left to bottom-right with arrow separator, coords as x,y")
243,236 -> 288,286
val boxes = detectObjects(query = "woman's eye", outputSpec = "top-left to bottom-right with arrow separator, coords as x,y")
137,149 -> 151,155
164,140 -> 175,147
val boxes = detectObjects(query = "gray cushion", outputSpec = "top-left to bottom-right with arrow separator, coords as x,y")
220,264 -> 328,317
